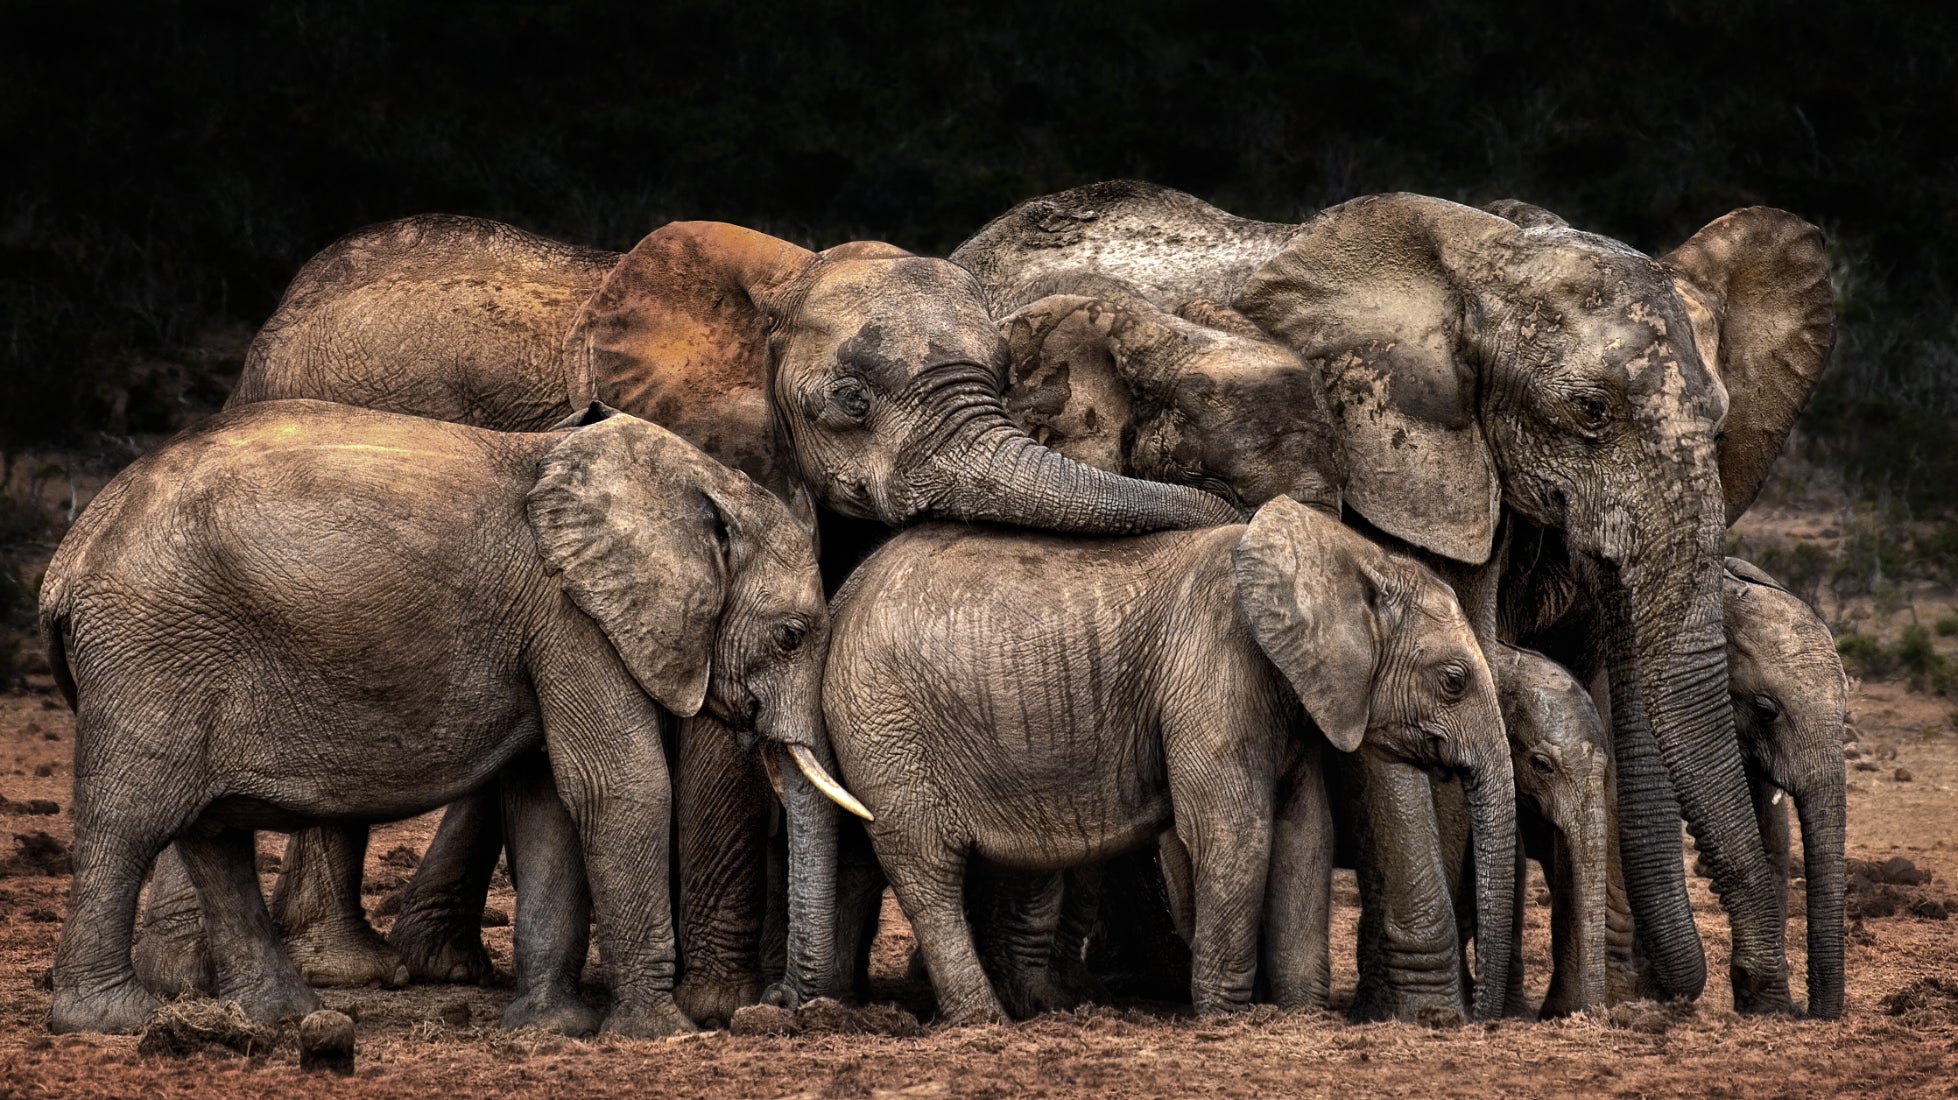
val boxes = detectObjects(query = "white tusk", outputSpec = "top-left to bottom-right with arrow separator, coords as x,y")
1771,788 -> 1784,805
762,748 -> 786,803
789,744 -> 874,821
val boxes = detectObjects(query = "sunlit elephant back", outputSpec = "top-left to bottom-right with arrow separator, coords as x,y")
954,180 -> 1836,1014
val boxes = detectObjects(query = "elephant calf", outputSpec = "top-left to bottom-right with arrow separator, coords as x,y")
38,400 -> 857,1036
824,496 -> 1518,1023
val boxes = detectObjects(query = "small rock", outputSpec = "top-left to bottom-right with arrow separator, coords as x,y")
32,765 -> 52,778
1880,856 -> 1930,885
1895,767 -> 1914,782
1910,899 -> 1950,921
437,998 -> 472,1028
138,1001 -> 277,1059
1843,743 -> 1865,760
298,1009 -> 356,1075
1854,761 -> 1880,772
481,906 -> 510,928
729,1003 -> 796,1036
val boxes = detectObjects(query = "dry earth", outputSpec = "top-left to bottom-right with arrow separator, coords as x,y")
0,499 -> 1955,1097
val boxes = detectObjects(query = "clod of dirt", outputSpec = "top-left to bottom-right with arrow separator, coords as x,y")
298,1009 -> 355,1075
1415,1005 -> 1465,1030
728,999 -> 925,1038
1843,723 -> 1860,743
1844,743 -> 1865,760
32,764 -> 53,778
371,889 -> 405,917
2,831 -> 71,877
1881,977 -> 1958,1019
481,906 -> 510,927
1854,857 -> 1933,886
1894,767 -> 1914,782
137,1000 -> 278,1059
1853,761 -> 1880,772
1910,898 -> 1950,920
0,796 -> 58,816
381,845 -> 420,869
436,998 -> 472,1028
1603,999 -> 1694,1034
26,908 -> 56,922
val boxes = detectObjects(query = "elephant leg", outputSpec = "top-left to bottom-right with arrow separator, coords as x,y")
1338,751 -> 1466,1022
673,713 -> 771,1029
1082,849 -> 1192,1000
1262,744 -> 1333,1010
178,824 -> 323,1025
833,818 -> 887,1002
271,825 -> 408,988
878,833 -> 1002,1025
1048,865 -> 1111,1006
132,844 -> 215,997
971,865 -> 1069,1018
760,812 -> 789,987
386,793 -> 502,985
1177,799 -> 1272,1015
499,756 -> 600,1036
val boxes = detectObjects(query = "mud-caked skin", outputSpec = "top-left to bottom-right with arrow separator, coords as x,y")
214,214 -> 1236,1023
824,498 -> 1518,1024
956,182 -> 1837,1014
38,400 -> 850,1036
1722,557 -> 1848,1020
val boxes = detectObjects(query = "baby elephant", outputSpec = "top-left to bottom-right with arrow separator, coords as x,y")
39,399 -> 855,1035
824,496 -> 1517,1023
1723,557 -> 1847,1020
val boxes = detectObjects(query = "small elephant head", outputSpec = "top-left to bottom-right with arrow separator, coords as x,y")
997,279 -> 1343,514
1491,643 -> 1611,1017
524,406 -> 857,811
1722,556 -> 1847,1018
562,224 -> 1235,534
1231,495 -> 1515,1019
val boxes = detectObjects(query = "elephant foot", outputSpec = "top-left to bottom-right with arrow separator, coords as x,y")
1730,963 -> 1794,1016
759,979 -> 805,1011
995,969 -> 1078,1019
388,913 -> 495,985
675,971 -> 761,1029
50,975 -> 162,1035
1349,976 -> 1465,1024
602,997 -> 698,1039
1050,955 -> 1109,1008
133,918 -> 215,998
286,916 -> 409,989
937,998 -> 1007,1027
221,974 -> 324,1026
503,982 -> 601,1036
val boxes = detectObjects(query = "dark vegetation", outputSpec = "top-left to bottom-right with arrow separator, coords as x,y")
2,0 -> 1955,680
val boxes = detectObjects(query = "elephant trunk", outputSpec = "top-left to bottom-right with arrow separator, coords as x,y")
1790,767 -> 1846,1019
901,371 -> 1241,532
1595,492 -> 1788,1010
1542,789 -> 1610,1017
1465,748 -> 1518,1021
775,738 -> 845,1003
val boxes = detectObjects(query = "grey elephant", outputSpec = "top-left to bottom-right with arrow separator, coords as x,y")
824,496 -> 1518,1023
953,182 -> 1835,1014
171,215 -> 1234,1023
39,400 -> 858,1036
1721,556 -> 1847,1018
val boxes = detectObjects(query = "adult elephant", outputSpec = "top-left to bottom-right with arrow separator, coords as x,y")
952,182 -> 1834,1013
150,214 -> 1236,1023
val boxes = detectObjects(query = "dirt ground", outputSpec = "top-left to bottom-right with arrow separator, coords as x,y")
2,503 -> 1957,1097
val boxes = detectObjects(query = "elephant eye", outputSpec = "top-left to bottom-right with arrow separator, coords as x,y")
1529,753 -> 1557,776
829,378 -> 872,422
1438,662 -> 1469,700
774,623 -> 807,654
1572,391 -> 1611,431
1751,694 -> 1780,724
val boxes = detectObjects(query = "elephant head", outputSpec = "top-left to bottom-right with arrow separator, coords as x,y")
525,406 -> 866,1000
1722,557 -> 1847,1019
1233,496 -> 1516,1020
1491,643 -> 1611,1018
563,223 -> 1238,535
997,278 -> 1343,515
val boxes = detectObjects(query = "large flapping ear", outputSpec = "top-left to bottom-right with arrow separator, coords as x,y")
1232,495 -> 1392,752
563,221 -> 814,417
1234,194 -> 1513,565
527,414 -> 745,716
1722,555 -> 1788,594
998,294 -> 1137,472
818,240 -> 912,261
1660,209 -> 1835,526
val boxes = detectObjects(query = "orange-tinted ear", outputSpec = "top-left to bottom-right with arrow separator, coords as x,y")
819,240 -> 912,261
563,222 -> 813,417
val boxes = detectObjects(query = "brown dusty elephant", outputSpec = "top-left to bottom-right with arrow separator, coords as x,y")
823,497 -> 1518,1022
144,214 -> 1236,1026
39,400 -> 856,1036
951,182 -> 1834,1014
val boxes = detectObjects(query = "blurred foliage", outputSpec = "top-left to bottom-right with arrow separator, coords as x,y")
1,0 -> 1956,513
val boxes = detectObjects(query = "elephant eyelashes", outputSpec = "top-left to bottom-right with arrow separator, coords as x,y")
1438,662 -> 1470,701
775,622 -> 807,654
1529,753 -> 1557,776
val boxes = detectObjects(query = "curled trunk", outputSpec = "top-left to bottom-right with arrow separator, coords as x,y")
1466,754 -> 1518,1021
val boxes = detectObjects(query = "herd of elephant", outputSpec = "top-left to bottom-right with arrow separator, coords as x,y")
36,180 -> 1847,1038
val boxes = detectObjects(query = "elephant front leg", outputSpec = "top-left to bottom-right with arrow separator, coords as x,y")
674,713 -> 772,1028
387,792 -> 504,985
1262,745 -> 1333,1010
272,825 -> 409,988
1176,804 -> 1272,1015
1341,751 -> 1467,1022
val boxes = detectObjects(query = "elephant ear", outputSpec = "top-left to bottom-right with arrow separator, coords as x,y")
1659,209 -> 1835,526
998,294 -> 1139,472
527,413 -> 746,717
564,221 -> 814,416
1480,199 -> 1570,231
1234,193 -> 1514,565
1722,556 -> 1788,594
1232,495 -> 1392,752
819,240 -> 912,261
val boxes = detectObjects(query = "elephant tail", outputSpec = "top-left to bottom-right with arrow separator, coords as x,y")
37,592 -> 77,712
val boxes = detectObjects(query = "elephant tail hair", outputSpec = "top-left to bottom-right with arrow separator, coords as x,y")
37,603 -> 77,712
